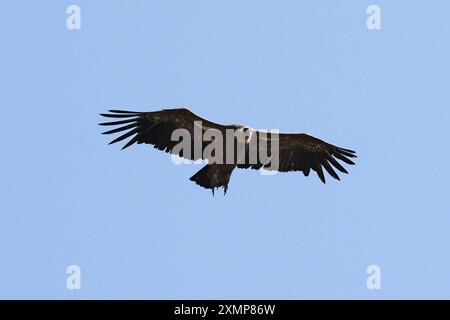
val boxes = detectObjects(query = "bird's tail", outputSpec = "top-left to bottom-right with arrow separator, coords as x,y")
189,164 -> 234,195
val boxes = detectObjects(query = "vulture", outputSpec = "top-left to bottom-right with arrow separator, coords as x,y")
99,108 -> 356,195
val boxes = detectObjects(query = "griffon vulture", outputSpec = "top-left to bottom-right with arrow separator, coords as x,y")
99,108 -> 356,194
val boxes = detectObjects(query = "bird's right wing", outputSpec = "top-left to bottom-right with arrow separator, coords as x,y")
238,131 -> 357,183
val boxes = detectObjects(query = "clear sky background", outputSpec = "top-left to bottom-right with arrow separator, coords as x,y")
1,1 -> 449,299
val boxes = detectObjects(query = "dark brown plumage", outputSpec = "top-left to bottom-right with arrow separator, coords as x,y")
99,108 -> 357,194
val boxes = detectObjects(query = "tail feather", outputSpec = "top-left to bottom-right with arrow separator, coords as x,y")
190,165 -> 216,194
189,164 -> 234,195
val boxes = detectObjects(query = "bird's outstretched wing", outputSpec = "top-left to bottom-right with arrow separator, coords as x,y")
99,108 -> 229,160
238,131 -> 357,183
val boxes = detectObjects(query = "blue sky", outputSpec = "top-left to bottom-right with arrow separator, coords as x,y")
1,1 -> 449,299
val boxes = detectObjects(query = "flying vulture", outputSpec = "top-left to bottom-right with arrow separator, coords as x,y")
99,108 -> 356,195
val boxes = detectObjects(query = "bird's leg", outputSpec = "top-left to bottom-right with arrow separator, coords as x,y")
212,188 -> 215,196
223,184 -> 228,195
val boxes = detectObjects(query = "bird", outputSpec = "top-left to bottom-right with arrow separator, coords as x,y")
99,108 -> 357,195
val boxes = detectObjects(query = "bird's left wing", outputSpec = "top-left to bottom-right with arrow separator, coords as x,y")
99,108 -> 229,161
